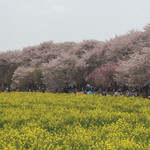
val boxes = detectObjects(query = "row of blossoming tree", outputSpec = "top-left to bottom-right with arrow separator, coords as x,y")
0,24 -> 150,94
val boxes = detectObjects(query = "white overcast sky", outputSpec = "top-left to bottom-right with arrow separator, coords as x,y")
0,0 -> 150,52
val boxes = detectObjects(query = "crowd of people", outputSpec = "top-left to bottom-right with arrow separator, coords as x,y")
62,83 -> 150,98
0,83 -> 150,98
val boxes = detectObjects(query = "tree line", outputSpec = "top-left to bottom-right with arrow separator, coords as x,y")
0,24 -> 150,96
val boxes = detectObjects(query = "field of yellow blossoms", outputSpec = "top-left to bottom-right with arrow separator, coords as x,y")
0,92 -> 150,150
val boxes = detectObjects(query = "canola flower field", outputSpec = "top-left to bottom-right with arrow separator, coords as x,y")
0,92 -> 150,150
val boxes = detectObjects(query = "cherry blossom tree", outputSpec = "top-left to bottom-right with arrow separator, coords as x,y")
12,66 -> 43,90
42,53 -> 78,92
115,47 -> 150,87
105,30 -> 143,62
0,50 -> 21,87
86,63 -> 118,88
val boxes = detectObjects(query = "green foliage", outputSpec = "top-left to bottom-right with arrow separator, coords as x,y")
0,93 -> 150,149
